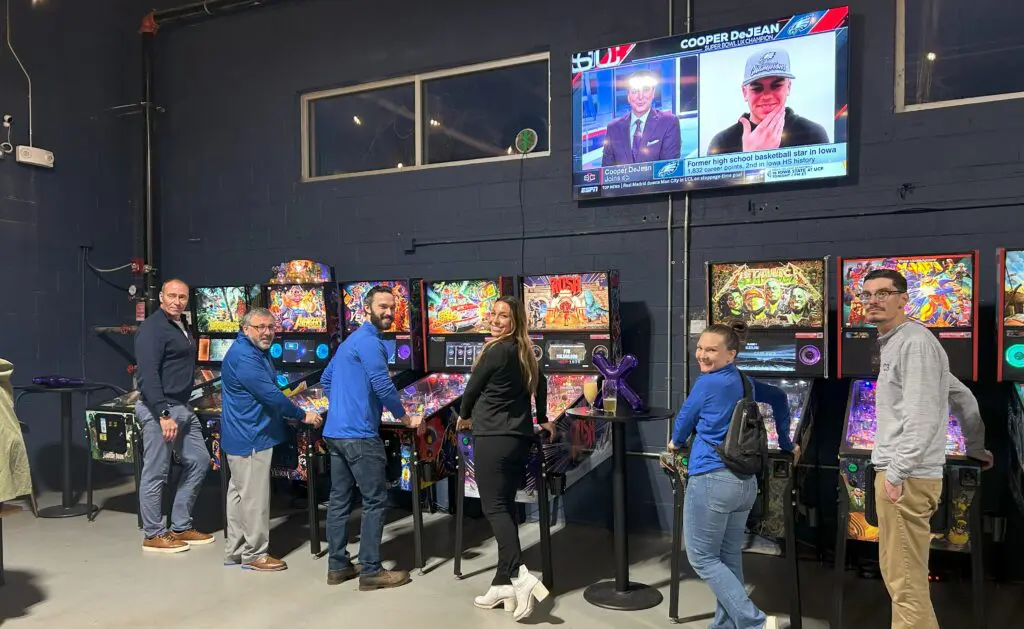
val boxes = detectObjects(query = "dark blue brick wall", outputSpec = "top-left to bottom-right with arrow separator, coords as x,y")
130,0 -> 1024,532
1,1 -> 140,486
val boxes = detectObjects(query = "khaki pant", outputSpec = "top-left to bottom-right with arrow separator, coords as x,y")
874,474 -> 943,629
224,447 -> 273,564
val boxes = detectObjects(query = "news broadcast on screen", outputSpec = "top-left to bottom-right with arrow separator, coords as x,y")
571,6 -> 849,200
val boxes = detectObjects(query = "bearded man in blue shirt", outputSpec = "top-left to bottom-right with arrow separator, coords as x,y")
320,286 -> 422,590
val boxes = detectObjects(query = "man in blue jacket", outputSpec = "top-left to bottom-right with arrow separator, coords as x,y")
221,306 -> 321,572
321,285 -> 420,590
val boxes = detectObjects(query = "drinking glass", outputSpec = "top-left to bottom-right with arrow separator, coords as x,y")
602,379 -> 618,415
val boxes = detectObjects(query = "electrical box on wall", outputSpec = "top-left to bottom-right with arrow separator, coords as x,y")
16,145 -> 55,168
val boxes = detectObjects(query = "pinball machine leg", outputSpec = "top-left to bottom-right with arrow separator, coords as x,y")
86,440 -> 95,522
538,460 -> 554,591
219,458 -> 229,539
969,485 -> 986,629
784,475 -> 802,629
411,451 -> 425,575
454,452 -> 466,579
134,431 -> 144,530
306,433 -> 322,557
832,486 -> 849,629
668,475 -> 683,623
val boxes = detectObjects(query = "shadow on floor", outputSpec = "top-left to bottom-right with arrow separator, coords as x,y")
0,570 -> 45,626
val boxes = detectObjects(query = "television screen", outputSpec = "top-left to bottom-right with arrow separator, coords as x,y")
571,7 -> 849,199
841,255 -> 974,329
266,285 -> 328,333
426,280 -> 500,335
522,273 -> 611,332
195,286 -> 251,334
341,281 -> 411,334
709,259 -> 824,328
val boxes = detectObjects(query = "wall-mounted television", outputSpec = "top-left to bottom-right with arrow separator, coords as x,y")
571,6 -> 850,199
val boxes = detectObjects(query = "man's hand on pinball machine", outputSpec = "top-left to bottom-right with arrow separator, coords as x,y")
539,422 -> 556,441
456,417 -> 473,431
302,410 -> 322,428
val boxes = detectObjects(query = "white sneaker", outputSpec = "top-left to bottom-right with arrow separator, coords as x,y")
474,585 -> 516,612
764,617 -> 780,629
509,564 -> 550,622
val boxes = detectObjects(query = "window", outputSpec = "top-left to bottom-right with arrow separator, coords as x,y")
302,53 -> 550,180
896,0 -> 1024,111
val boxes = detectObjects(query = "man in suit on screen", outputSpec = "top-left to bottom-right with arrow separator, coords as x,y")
601,70 -> 681,167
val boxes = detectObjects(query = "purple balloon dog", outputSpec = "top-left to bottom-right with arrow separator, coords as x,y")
592,353 -> 645,411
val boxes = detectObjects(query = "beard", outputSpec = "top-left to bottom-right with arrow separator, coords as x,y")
370,312 -> 393,331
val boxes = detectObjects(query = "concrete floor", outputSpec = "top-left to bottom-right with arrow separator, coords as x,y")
2,482 -> 1021,628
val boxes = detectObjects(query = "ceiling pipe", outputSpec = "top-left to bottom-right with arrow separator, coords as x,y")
151,0 -> 293,28
134,0 -> 302,316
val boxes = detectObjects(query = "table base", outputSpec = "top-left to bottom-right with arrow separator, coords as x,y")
583,580 -> 664,611
38,504 -> 97,519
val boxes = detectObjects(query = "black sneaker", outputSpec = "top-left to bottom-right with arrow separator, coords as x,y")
327,565 -> 359,585
358,569 -> 411,591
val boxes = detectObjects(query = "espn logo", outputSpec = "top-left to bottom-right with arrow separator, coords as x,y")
580,186 -> 599,194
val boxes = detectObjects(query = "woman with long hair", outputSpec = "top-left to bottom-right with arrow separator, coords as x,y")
458,295 -> 551,622
668,322 -> 798,629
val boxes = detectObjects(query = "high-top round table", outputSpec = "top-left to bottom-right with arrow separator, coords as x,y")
15,384 -> 113,518
566,405 -> 674,611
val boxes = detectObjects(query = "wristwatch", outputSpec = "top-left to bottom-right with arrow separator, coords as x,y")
160,409 -> 171,419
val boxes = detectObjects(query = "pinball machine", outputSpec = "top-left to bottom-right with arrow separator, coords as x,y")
998,248 -> 1024,516
453,271 -> 620,588
666,257 -> 828,628
832,251 -> 984,629
378,277 -> 513,573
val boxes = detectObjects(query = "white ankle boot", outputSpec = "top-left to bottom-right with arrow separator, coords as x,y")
474,585 -> 516,612
509,564 -> 549,622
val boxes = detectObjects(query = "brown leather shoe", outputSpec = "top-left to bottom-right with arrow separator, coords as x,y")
242,556 -> 288,572
327,565 -> 359,585
169,529 -> 215,546
142,533 -> 190,554
358,569 -> 411,591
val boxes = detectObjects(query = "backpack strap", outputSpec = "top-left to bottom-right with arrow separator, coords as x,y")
737,367 -> 753,401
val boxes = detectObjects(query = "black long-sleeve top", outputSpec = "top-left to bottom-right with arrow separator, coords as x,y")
459,338 -> 547,437
135,310 -> 197,415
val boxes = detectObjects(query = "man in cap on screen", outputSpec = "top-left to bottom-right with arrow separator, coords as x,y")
601,69 -> 681,166
706,48 -> 829,155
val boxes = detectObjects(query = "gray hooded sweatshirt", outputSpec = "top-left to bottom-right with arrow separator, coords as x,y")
872,320 -> 986,485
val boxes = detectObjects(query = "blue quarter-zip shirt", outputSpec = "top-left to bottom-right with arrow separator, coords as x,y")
671,362 -> 794,476
321,321 -> 406,439
220,332 -> 305,456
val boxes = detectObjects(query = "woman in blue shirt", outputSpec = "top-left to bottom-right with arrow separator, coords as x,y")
668,323 -> 797,629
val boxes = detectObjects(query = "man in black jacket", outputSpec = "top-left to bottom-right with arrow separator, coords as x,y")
706,48 -> 829,155
135,278 -> 213,553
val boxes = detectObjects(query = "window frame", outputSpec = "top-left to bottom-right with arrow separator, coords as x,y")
301,52 -> 551,181
895,0 -> 1024,113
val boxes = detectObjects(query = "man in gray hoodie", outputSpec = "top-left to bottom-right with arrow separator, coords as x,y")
861,269 -> 993,629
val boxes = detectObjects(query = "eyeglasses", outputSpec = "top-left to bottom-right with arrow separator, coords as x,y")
857,290 -> 905,303
247,324 -> 275,332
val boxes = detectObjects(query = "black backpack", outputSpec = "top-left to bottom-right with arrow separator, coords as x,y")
703,371 -> 768,477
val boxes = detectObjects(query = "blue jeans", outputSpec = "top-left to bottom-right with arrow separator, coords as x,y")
136,402 -> 210,538
684,469 -> 766,629
325,437 -> 388,576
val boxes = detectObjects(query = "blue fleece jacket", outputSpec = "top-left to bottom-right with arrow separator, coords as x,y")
220,332 -> 305,456
671,362 -> 793,476
321,321 -> 406,439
